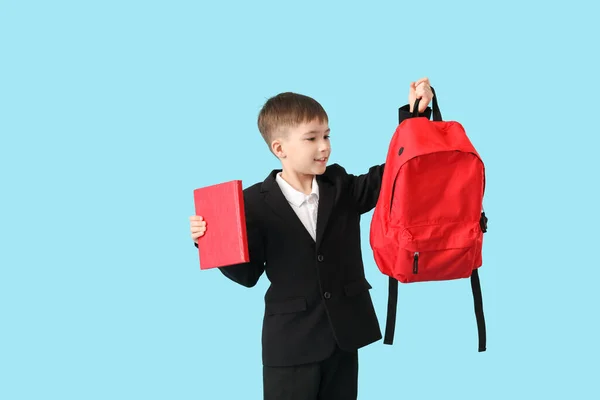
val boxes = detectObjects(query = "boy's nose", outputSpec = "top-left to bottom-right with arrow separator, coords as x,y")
319,142 -> 330,152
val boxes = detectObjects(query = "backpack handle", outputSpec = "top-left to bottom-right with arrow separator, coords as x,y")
412,86 -> 442,121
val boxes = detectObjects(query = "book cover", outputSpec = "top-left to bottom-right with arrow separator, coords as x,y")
193,180 -> 249,270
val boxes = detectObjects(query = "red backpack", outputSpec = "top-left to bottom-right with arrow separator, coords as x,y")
369,88 -> 488,352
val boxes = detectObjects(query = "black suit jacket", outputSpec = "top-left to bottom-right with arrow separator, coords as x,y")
196,105 -> 430,367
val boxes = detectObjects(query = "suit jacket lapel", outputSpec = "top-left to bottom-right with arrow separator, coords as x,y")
262,170 -> 316,246
261,169 -> 337,249
315,176 -> 335,249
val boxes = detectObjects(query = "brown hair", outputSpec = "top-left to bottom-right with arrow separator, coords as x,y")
257,92 -> 328,154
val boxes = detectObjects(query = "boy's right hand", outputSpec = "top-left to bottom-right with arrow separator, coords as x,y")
190,215 -> 207,244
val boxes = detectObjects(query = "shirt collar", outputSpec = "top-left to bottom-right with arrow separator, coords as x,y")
276,172 -> 319,207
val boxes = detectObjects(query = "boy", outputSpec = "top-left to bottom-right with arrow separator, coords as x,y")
190,78 -> 434,399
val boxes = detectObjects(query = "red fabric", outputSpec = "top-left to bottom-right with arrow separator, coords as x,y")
370,117 -> 485,283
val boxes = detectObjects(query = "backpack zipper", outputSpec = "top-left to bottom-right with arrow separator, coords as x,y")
413,252 -> 419,274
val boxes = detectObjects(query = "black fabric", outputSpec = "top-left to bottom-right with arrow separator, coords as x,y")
211,164 -> 382,367
480,211 -> 488,233
383,277 -> 398,345
263,346 -> 358,400
400,103 -> 432,122
471,268 -> 487,352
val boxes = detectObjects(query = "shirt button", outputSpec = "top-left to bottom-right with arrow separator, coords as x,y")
324,292 -> 331,299
317,255 -> 324,262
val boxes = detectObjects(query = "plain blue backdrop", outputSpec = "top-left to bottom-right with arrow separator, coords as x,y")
2,0 -> 599,398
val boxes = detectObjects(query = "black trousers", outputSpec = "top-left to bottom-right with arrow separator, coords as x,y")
263,345 -> 359,400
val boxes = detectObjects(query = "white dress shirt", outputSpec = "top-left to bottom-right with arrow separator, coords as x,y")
275,172 -> 319,241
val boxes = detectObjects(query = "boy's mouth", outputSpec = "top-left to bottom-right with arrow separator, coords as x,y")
314,157 -> 327,163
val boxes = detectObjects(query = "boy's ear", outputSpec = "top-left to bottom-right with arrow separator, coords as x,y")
271,138 -> 286,159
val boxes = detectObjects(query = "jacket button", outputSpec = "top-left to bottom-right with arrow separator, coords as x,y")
317,255 -> 324,262
324,292 -> 331,299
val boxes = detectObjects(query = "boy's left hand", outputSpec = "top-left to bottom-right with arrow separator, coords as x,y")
409,77 -> 434,113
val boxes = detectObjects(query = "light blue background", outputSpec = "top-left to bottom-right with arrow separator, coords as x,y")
2,0 -> 599,398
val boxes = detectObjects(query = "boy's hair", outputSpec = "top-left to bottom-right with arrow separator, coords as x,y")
257,92 -> 329,155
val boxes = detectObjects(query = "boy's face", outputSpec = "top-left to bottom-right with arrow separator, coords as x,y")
272,119 -> 331,176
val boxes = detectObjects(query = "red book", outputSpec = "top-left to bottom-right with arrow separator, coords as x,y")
193,180 -> 249,270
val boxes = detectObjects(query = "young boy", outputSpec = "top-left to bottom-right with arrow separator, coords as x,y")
190,78 -> 434,399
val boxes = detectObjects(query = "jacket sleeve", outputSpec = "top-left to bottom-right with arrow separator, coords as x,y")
194,192 -> 266,288
346,163 -> 386,214
346,104 -> 432,214
398,104 -> 432,123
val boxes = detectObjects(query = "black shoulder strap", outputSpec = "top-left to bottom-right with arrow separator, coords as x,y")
471,268 -> 487,352
383,276 -> 398,345
385,271 -> 486,351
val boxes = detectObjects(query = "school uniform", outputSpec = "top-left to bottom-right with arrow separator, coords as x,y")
196,105 -> 431,399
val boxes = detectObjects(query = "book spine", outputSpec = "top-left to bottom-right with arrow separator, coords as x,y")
234,180 -> 250,262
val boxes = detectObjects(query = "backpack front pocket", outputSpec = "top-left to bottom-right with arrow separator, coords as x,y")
392,221 -> 480,283
395,246 -> 475,283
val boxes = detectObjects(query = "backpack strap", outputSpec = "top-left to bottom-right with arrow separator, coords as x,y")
412,86 -> 442,121
471,268 -> 487,352
383,276 -> 398,345
473,211 -> 488,352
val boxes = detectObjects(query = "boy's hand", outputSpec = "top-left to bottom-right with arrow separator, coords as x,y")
190,215 -> 207,244
409,77 -> 434,113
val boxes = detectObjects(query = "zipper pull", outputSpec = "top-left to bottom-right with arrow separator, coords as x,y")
413,252 -> 419,274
